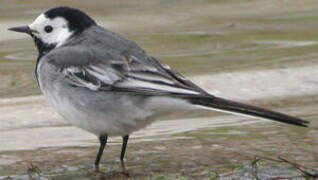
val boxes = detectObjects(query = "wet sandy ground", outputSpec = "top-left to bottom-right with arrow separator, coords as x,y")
1,0 -> 318,179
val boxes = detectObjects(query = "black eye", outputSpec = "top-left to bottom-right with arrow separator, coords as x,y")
44,25 -> 53,33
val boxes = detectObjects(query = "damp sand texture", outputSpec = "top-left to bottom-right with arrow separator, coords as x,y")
0,0 -> 318,179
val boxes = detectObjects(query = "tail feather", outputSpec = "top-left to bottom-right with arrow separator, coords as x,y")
188,96 -> 309,127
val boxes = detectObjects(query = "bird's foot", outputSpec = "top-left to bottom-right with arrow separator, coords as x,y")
120,161 -> 130,177
94,164 -> 102,173
89,165 -> 108,178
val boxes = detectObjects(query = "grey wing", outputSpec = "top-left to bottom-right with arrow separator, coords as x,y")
47,46 -> 208,97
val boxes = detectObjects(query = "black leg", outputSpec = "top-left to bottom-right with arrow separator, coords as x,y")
95,134 -> 108,170
120,135 -> 129,162
120,135 -> 129,174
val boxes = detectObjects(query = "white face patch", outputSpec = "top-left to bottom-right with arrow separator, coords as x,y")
29,14 -> 74,47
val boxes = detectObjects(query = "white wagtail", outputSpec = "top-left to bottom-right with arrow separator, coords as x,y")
9,7 -> 309,170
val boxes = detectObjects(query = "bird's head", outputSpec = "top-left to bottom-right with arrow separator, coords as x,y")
8,7 -> 96,54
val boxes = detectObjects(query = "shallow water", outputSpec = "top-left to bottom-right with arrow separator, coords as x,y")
1,0 -> 318,179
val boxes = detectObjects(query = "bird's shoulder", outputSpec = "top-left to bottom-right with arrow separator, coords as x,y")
42,26 -> 146,67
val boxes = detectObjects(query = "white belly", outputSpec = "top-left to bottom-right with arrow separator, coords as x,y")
37,60 -> 196,136
45,89 -> 156,136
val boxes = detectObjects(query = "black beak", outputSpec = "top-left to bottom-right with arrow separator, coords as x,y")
8,26 -> 33,35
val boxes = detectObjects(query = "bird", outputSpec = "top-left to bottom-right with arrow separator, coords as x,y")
9,6 -> 309,171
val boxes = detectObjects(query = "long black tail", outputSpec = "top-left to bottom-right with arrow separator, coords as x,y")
188,96 -> 309,127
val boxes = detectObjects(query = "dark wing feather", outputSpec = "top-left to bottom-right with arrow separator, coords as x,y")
47,47 -> 207,96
